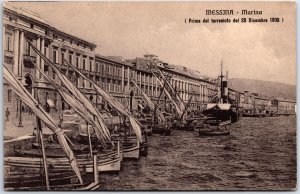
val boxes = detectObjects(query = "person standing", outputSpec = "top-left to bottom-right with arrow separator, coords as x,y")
5,108 -> 10,122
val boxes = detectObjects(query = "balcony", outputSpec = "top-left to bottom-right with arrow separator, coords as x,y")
79,69 -> 90,74
23,54 -> 36,64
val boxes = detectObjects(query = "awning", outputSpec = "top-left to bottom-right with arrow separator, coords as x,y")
217,104 -> 231,110
47,99 -> 55,108
206,103 -> 231,111
206,103 -> 217,110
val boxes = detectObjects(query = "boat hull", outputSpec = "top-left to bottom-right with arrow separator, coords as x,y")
4,169 -> 86,189
123,143 -> 140,159
5,152 -> 122,173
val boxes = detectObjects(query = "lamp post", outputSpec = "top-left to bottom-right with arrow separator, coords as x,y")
18,73 -> 25,127
18,92 -> 23,127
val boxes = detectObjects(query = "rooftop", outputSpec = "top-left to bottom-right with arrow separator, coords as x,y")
4,3 -> 96,48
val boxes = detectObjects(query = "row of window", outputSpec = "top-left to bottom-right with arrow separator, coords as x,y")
52,50 -> 125,79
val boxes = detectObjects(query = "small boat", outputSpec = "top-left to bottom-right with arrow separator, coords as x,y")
13,146 -> 119,160
4,170 -> 85,189
139,117 -> 153,136
5,172 -> 99,191
123,141 -> 140,159
199,104 -> 233,137
31,142 -> 90,155
6,139 -> 122,174
5,153 -> 121,174
5,155 -> 100,191
151,124 -> 172,136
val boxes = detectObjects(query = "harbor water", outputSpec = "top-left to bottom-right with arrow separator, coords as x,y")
99,116 -> 296,191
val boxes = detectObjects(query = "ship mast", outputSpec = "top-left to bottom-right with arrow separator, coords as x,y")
220,60 -> 224,104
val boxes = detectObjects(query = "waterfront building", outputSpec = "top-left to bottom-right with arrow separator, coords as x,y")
126,55 -> 217,111
276,98 -> 296,115
3,4 -> 295,125
3,4 -> 218,121
3,4 -> 96,118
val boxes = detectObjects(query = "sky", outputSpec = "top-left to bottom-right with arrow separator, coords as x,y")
7,2 -> 296,85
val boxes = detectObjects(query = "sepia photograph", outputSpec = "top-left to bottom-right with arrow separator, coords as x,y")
2,1 -> 296,191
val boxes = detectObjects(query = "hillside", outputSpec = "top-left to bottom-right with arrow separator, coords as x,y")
228,78 -> 296,101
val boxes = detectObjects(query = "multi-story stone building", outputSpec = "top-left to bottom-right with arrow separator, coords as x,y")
3,4 -> 296,125
3,4 -> 97,117
8,4 -> 296,124
126,55 -> 217,111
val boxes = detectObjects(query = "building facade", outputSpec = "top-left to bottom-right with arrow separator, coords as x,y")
126,55 -> 217,111
3,4 -> 295,123
3,4 -> 97,117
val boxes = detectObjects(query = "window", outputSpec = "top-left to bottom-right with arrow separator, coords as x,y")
113,66 -> 116,76
82,58 -> 86,70
44,47 -> 47,57
62,102 -> 65,110
117,68 -> 120,77
105,65 -> 109,74
100,64 -> 104,73
53,50 -> 58,63
95,62 -> 99,72
82,80 -> 85,88
30,23 -> 34,29
69,54 -> 73,64
53,71 -> 56,79
108,66 -> 111,75
90,60 -> 92,71
76,56 -> 79,67
44,65 -> 49,72
61,52 -> 65,64
7,89 -> 12,102
5,35 -> 13,51
26,39 -> 33,55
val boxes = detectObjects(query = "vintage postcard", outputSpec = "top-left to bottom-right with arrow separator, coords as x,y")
3,1 -> 296,191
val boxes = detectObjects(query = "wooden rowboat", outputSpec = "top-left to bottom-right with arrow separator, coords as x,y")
5,155 -> 100,191
5,148 -> 121,174
4,170 -> 85,189
123,142 -> 140,159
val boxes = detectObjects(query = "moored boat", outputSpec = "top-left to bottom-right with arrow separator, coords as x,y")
5,150 -> 121,174
4,170 -> 85,189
